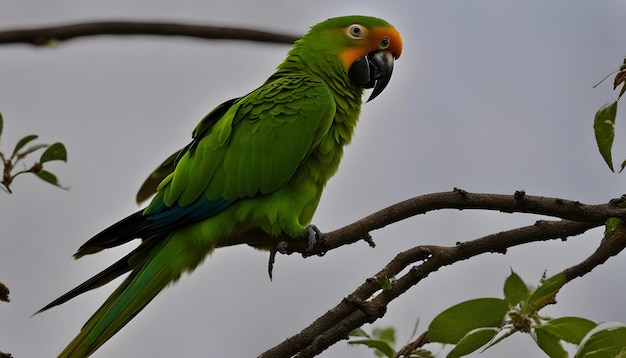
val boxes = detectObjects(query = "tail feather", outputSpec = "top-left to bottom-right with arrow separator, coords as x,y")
35,241 -> 158,316
59,235 -> 187,357
35,255 -> 131,316
73,210 -> 150,258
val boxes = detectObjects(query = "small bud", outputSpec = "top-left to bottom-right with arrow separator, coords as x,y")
32,161 -> 43,173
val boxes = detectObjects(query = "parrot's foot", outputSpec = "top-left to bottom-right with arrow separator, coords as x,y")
305,224 -> 324,252
273,225 -> 323,254
275,241 -> 289,254
267,225 -> 325,280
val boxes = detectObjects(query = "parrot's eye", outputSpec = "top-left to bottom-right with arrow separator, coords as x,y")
347,24 -> 365,39
380,37 -> 390,49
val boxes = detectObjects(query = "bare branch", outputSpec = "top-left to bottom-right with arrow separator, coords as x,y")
563,220 -> 626,281
259,219 -> 599,357
0,21 -> 300,47
223,190 -> 626,257
191,190 -> 626,355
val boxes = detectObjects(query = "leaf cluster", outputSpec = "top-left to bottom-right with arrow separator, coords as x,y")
350,270 -> 626,358
0,113 -> 68,193
426,270 -> 625,358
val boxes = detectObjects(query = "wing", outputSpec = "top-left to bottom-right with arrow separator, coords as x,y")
135,150 -> 181,205
136,97 -> 240,204
146,76 -> 336,214
76,77 -> 335,256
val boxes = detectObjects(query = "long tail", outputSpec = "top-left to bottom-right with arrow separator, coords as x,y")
56,233 -> 201,358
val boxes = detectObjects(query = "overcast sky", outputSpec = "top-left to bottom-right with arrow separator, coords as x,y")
2,1 -> 626,357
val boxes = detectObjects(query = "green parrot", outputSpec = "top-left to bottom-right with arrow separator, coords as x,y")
38,15 -> 402,357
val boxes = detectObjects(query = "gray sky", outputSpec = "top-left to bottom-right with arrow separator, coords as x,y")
2,1 -> 626,357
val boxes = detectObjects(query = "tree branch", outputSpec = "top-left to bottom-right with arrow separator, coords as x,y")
0,21 -> 300,47
391,219 -> 626,357
259,219 -> 599,357
563,220 -> 626,281
255,189 -> 626,357
223,190 -> 626,257
207,189 -> 626,355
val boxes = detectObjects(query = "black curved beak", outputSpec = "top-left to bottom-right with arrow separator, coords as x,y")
348,51 -> 395,102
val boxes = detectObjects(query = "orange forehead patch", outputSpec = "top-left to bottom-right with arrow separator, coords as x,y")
339,26 -> 403,69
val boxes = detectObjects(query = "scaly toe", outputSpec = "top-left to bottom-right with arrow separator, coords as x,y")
304,224 -> 324,252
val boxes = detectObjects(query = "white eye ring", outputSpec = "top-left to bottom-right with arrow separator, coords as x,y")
347,24 -> 365,39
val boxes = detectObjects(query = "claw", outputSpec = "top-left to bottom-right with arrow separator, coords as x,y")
268,226 -> 324,279
305,224 -> 324,252
276,241 -> 289,254
268,241 -> 290,281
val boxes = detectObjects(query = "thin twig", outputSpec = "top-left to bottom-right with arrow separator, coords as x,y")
395,331 -> 429,358
0,21 -> 300,47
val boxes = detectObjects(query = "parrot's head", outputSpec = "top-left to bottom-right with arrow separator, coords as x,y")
286,15 -> 402,102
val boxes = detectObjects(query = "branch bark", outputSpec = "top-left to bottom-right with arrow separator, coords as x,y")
0,21 -> 300,47
255,189 -> 626,357
224,189 -> 626,256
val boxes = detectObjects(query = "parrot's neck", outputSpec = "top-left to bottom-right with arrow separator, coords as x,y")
270,50 -> 366,187
276,53 -> 363,141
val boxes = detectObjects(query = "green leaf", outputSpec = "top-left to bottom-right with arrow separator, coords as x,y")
410,348 -> 435,358
594,101 -> 618,172
574,322 -> 626,358
523,273 -> 566,314
372,326 -> 395,345
348,339 -> 395,358
428,298 -> 508,344
12,134 -> 38,157
377,277 -> 393,290
535,327 -> 567,358
482,327 -> 516,351
446,327 -> 498,358
36,169 -> 59,185
19,143 -> 48,157
537,317 -> 596,344
605,217 -> 622,233
349,327 -> 370,338
36,169 -> 67,189
40,142 -> 67,163
503,269 -> 529,306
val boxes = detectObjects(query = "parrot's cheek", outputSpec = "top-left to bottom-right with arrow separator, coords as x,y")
348,51 -> 395,102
